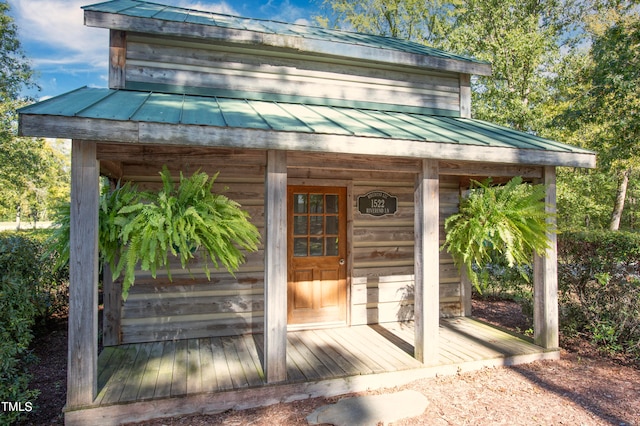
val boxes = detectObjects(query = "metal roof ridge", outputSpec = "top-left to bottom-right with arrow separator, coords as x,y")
72,88 -> 122,117
127,91 -> 154,120
214,97 -> 229,127
245,99 -> 274,130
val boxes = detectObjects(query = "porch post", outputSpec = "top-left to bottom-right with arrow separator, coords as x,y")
264,150 -> 288,382
67,140 -> 99,407
414,159 -> 439,364
533,166 -> 559,349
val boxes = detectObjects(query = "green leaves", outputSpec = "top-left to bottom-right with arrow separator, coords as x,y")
49,168 -> 261,300
105,167 -> 261,299
442,177 -> 554,292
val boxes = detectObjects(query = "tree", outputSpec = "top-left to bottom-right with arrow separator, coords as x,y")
589,13 -> 640,230
0,1 -> 69,225
319,0 -> 590,132
547,7 -> 640,231
444,0 -> 598,131
317,0 -> 460,47
0,137 -> 70,223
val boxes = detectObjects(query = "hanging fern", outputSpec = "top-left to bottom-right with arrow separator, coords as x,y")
441,176 -> 554,292
48,167 -> 261,300
112,167 -> 261,299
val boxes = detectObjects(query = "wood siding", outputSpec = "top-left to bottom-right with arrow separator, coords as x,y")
97,145 -> 267,344
122,33 -> 462,115
98,145 -> 465,344
351,175 -> 461,326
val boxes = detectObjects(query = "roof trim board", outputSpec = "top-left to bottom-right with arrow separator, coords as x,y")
82,0 -> 492,76
18,88 -> 596,168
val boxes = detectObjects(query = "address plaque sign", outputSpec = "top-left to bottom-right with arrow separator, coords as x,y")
357,191 -> 398,216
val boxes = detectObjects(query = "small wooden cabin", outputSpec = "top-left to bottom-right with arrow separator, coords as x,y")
18,0 -> 595,423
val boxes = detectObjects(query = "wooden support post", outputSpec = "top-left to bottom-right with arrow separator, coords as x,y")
459,74 -> 472,119
102,262 -> 122,346
533,166 -> 559,349
414,159 -> 439,364
264,150 -> 288,383
67,140 -> 99,408
109,30 -> 126,89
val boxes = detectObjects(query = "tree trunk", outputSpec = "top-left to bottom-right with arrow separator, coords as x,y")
609,169 -> 631,231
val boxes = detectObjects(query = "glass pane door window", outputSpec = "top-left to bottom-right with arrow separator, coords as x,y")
293,192 -> 340,257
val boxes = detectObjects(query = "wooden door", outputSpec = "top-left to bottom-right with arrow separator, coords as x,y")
288,186 -> 347,326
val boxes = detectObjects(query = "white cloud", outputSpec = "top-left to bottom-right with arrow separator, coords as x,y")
177,1 -> 239,16
11,0 -> 108,70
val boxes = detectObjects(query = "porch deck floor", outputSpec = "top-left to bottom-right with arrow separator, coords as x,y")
95,317 -> 549,407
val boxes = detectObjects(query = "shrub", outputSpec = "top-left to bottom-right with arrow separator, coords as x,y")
0,231 -> 68,423
475,255 -> 534,320
558,231 -> 640,357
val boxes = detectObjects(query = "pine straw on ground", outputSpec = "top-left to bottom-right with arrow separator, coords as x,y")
19,300 -> 640,426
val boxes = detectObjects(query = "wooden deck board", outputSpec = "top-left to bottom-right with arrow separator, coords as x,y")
339,327 -> 404,372
309,329 -> 362,376
289,332 -> 336,378
234,335 -> 264,387
98,344 -> 140,404
210,338 -> 234,391
120,343 -> 153,402
154,341 -> 175,399
293,331 -> 350,377
221,336 -> 250,388
198,338 -> 217,393
329,327 -> 388,374
93,318 -> 553,415
136,341 -> 164,400
171,340 -> 188,397
311,328 -> 374,375
286,334 -> 324,381
186,339 -> 203,394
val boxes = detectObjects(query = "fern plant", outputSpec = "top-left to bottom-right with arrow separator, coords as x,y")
441,176 -> 554,292
48,167 -> 261,299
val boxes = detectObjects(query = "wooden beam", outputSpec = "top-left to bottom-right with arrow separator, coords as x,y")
414,159 -> 439,364
67,140 -> 99,408
18,115 -> 597,169
264,150 -> 288,382
459,74 -> 471,119
439,161 -> 543,179
99,160 -> 124,180
533,166 -> 559,349
109,30 -> 126,89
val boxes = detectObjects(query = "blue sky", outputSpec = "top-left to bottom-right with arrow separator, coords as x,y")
9,0 -> 323,100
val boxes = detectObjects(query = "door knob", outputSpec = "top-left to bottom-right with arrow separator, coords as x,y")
339,258 -> 345,265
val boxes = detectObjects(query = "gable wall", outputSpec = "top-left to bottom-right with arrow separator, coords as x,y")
116,32 -> 463,116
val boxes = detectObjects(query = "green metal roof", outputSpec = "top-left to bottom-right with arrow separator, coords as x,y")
82,0 -> 490,71
19,87 -> 595,168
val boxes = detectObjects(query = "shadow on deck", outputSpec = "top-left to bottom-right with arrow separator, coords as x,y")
66,318 -> 559,425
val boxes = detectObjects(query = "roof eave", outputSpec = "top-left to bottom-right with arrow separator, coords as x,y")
83,10 -> 492,76
19,114 -> 595,168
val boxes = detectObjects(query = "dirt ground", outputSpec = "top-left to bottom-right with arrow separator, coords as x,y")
19,299 -> 640,426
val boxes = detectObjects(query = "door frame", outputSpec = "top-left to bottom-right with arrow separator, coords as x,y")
286,181 -> 352,329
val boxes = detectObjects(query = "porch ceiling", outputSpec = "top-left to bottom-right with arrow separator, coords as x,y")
18,87 -> 596,168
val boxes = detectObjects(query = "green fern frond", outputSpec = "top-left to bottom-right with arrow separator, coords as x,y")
442,176 -> 555,293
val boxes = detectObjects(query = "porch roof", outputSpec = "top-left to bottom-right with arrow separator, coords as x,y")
18,87 -> 596,168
